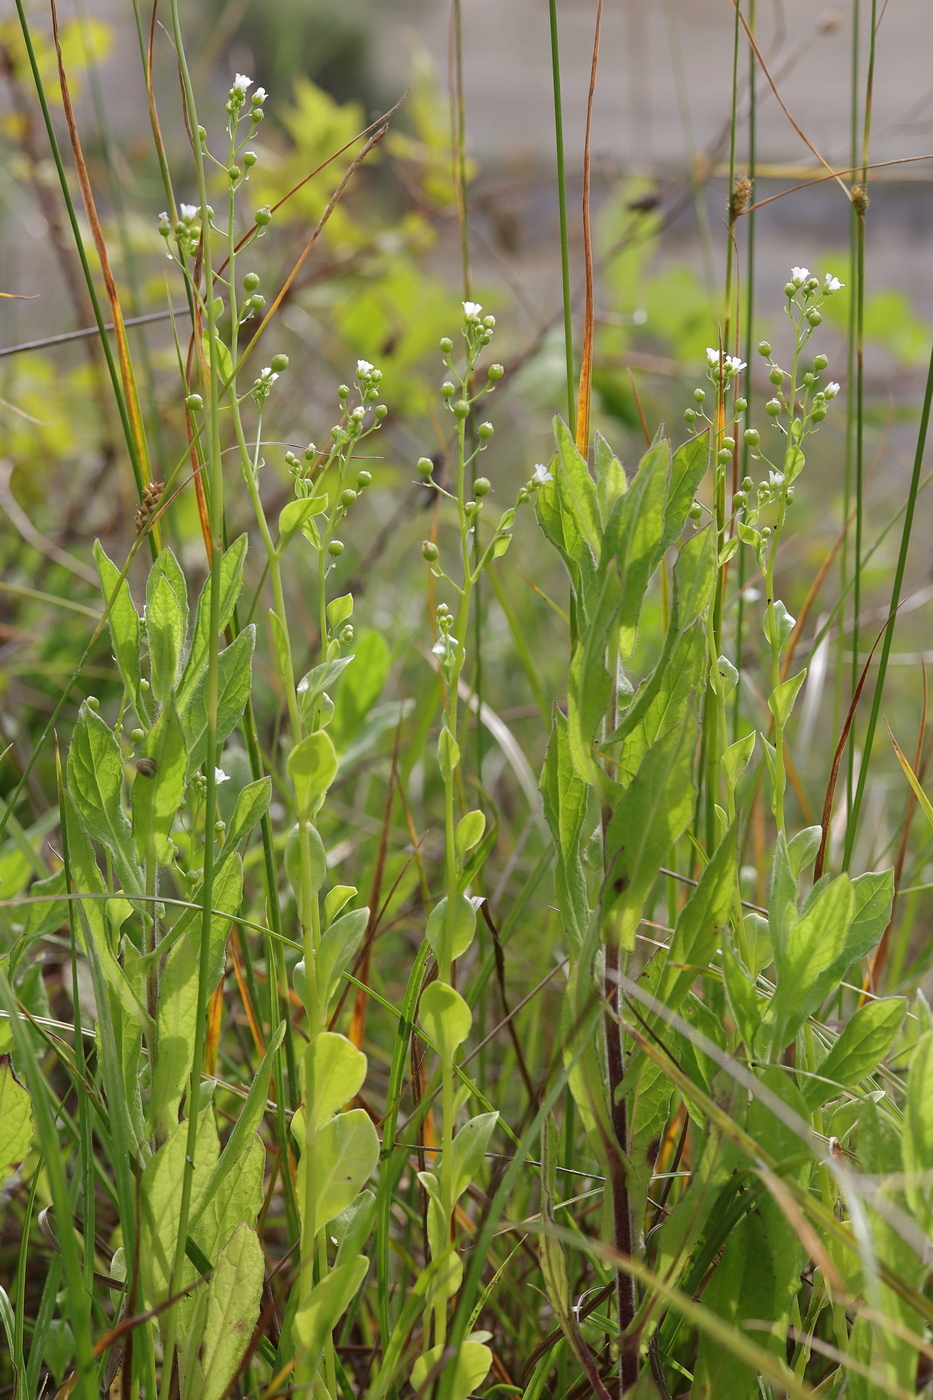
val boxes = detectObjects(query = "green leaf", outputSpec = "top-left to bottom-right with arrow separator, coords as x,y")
292,1253 -> 369,1355
425,894 -> 476,963
786,825 -> 822,879
179,1224 -> 263,1400
804,998 -> 905,1108
67,702 -> 141,895
131,698 -> 187,865
454,810 -> 486,863
411,1337 -> 492,1400
278,497 -> 323,551
553,415 -> 601,559
284,821 -> 327,901
145,548 -> 189,705
177,536 -> 248,711
605,719 -> 698,950
722,942 -> 762,1049
594,430 -> 627,524
903,1030 -> 933,1230
449,1111 -> 498,1200
722,731 -> 756,786
540,707 -> 590,952
94,541 -> 143,715
218,777 -> 271,861
287,730 -> 338,820
326,593 -> 354,630
148,935 -> 199,1142
332,1191 -> 376,1268
141,1110 -> 218,1307
302,1032 -> 368,1135
297,656 -> 354,727
655,821 -> 738,1014
662,432 -> 708,550
317,907 -> 369,1011
420,979 -> 472,1063
766,873 -> 853,1052
197,1022 -> 285,1226
613,625 -> 706,788
601,438 -> 670,657
301,1107 -> 379,1234
768,667 -> 807,727
180,626 -> 256,779
437,724 -> 460,781
0,1057 -> 32,1180
692,1210 -> 775,1399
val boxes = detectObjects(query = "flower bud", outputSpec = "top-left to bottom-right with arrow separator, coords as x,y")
684,408 -> 696,425
744,428 -> 760,447
766,399 -> 782,417
439,337 -> 453,353
131,728 -> 145,742
340,489 -> 357,506
243,150 -> 258,168
717,448 -> 732,466
417,457 -> 434,477
327,539 -> 345,556
441,382 -> 456,398
254,206 -> 272,226
735,397 -> 747,412
228,165 -> 241,182
758,340 -> 772,357
186,393 -> 204,411
487,363 -> 504,381
807,309 -> 822,326
688,502 -> 703,521
694,388 -> 705,403
813,353 -> 828,371
474,477 -> 491,496
453,399 -> 470,419
356,470 -> 372,488
733,490 -> 747,507
375,404 -> 388,419
87,696 -> 100,710
478,421 -> 494,440
269,353 -> 288,373
769,366 -> 784,386
242,271 -> 260,291
422,540 -> 439,562
721,436 -> 736,451
811,406 -> 827,422
784,282 -> 796,298
249,293 -> 265,310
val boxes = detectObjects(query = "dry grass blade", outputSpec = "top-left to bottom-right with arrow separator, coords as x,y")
574,0 -> 603,458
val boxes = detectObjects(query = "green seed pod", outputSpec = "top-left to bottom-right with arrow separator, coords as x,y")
452,399 -> 470,419
813,353 -> 828,371
422,540 -> 439,562
228,165 -> 241,182
270,353 -> 289,372
186,393 -> 204,411
684,408 -> 696,425
243,150 -> 258,168
717,448 -> 732,466
769,365 -> 784,386
254,205 -> 272,226
439,337 -> 453,353
758,340 -> 772,357
744,428 -> 760,447
86,696 -> 100,711
721,436 -> 736,451
356,470 -> 372,488
441,382 -> 456,399
765,399 -> 782,417
478,421 -> 494,440
487,363 -> 504,381
807,309 -> 822,326
327,539 -> 345,557
474,477 -> 491,497
340,489 -> 357,507
242,271 -> 260,291
417,457 -> 434,477
694,388 -> 705,403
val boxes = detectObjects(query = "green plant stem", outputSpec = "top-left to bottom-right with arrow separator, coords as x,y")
160,7 -> 226,1393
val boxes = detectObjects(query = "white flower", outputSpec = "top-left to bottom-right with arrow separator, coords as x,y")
463,301 -> 483,320
252,87 -> 267,104
706,349 -> 746,377
533,463 -> 553,484
357,359 -> 374,375
824,273 -> 844,293
790,266 -> 809,286
179,203 -> 199,223
769,470 -> 785,487
214,767 -> 231,784
232,73 -> 252,94
824,381 -> 841,398
705,347 -> 721,368
259,367 -> 279,384
724,355 -> 747,376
